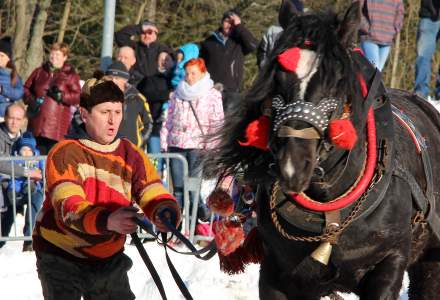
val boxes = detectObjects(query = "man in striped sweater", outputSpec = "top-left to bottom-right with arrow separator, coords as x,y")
33,80 -> 180,300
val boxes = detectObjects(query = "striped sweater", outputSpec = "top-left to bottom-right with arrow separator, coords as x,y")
359,0 -> 404,45
33,137 -> 175,260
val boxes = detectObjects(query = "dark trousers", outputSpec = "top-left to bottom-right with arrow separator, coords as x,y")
36,136 -> 58,155
36,251 -> 135,300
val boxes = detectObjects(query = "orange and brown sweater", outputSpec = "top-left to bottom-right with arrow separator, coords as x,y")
33,137 -> 176,260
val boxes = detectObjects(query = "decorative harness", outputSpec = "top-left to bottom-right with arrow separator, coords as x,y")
249,49 -> 439,264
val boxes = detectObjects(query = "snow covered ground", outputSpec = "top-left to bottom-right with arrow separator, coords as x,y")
0,217 -> 408,300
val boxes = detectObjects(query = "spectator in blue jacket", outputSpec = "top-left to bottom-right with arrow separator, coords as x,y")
2,131 -> 44,251
0,37 -> 24,120
171,43 -> 200,89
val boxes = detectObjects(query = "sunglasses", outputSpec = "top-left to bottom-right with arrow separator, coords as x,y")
142,29 -> 158,35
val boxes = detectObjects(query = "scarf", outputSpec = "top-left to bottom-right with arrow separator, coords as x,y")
175,73 -> 214,101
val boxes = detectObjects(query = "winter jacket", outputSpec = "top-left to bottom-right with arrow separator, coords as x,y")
115,24 -> 172,84
420,0 -> 440,20
33,125 -> 177,261
257,25 -> 284,70
171,43 -> 200,88
200,24 -> 258,93
160,75 -> 224,151
0,123 -> 26,177
118,84 -> 153,148
0,68 -> 24,117
359,0 -> 404,45
23,62 -> 81,142
138,71 -> 171,136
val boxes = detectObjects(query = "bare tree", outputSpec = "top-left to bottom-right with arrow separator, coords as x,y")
24,0 -> 52,79
146,0 -> 157,22
57,0 -> 72,43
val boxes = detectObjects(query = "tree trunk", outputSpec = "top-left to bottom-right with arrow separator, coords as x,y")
135,0 -> 148,24
24,0 -> 52,79
146,0 -> 157,22
57,0 -> 71,43
13,0 -> 31,74
390,32 -> 401,89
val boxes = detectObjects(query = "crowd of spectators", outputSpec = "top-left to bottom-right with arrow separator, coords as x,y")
1,0 -> 440,252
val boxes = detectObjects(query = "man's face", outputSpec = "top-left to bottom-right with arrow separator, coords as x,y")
5,106 -> 25,136
221,19 -> 232,36
49,50 -> 67,69
81,102 -> 123,145
117,47 -> 136,70
140,26 -> 158,45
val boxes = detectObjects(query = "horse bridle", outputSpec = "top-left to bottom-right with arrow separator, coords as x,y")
272,95 -> 340,140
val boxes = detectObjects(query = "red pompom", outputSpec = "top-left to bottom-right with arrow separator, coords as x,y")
238,115 -> 270,151
277,47 -> 301,72
213,220 -> 245,256
328,119 -> 358,150
207,189 -> 234,217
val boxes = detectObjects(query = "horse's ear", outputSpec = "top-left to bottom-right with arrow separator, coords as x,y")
278,0 -> 302,29
338,1 -> 361,48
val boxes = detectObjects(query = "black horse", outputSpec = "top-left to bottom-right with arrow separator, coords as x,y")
203,2 -> 440,300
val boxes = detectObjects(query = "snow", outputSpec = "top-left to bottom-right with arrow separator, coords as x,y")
0,220 -> 409,300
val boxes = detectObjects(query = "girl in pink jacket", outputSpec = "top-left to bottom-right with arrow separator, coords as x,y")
160,58 -> 223,216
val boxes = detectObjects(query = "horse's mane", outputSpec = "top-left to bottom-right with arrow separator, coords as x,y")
203,9 -> 365,182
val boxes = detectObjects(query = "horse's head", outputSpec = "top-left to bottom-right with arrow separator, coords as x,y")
268,2 -> 363,193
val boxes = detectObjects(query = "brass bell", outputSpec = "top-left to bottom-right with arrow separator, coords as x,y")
310,241 -> 332,265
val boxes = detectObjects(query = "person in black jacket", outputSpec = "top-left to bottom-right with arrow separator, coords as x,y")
199,10 -> 258,112
138,52 -> 174,171
115,20 -> 172,86
414,0 -> 440,101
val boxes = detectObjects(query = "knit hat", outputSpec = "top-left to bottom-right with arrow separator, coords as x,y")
16,132 -> 37,154
105,61 -> 130,80
80,80 -> 124,111
141,20 -> 158,30
0,37 -> 12,59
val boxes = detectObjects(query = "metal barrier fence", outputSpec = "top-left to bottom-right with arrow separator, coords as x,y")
0,153 -> 212,245
0,155 -> 46,243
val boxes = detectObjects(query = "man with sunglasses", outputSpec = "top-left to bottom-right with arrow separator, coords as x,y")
115,20 -> 172,85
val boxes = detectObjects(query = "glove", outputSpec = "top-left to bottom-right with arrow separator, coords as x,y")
47,86 -> 63,103
151,200 -> 181,232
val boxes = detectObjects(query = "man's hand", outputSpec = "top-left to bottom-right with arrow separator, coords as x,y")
107,206 -> 141,234
152,202 -> 181,232
230,14 -> 241,26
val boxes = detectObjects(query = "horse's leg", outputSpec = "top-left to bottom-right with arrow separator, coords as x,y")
408,257 -> 440,300
259,260 -> 288,300
358,253 -> 407,300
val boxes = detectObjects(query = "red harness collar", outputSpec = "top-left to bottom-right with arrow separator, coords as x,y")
289,74 -> 378,212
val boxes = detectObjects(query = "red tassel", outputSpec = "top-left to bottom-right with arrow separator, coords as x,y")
213,220 -> 245,256
328,119 -> 358,150
241,227 -> 264,264
238,115 -> 270,151
207,189 -> 234,217
277,47 -> 301,72
218,247 -> 248,275
217,227 -> 264,274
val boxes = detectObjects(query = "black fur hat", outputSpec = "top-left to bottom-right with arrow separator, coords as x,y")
80,80 -> 124,111
0,37 -> 12,59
